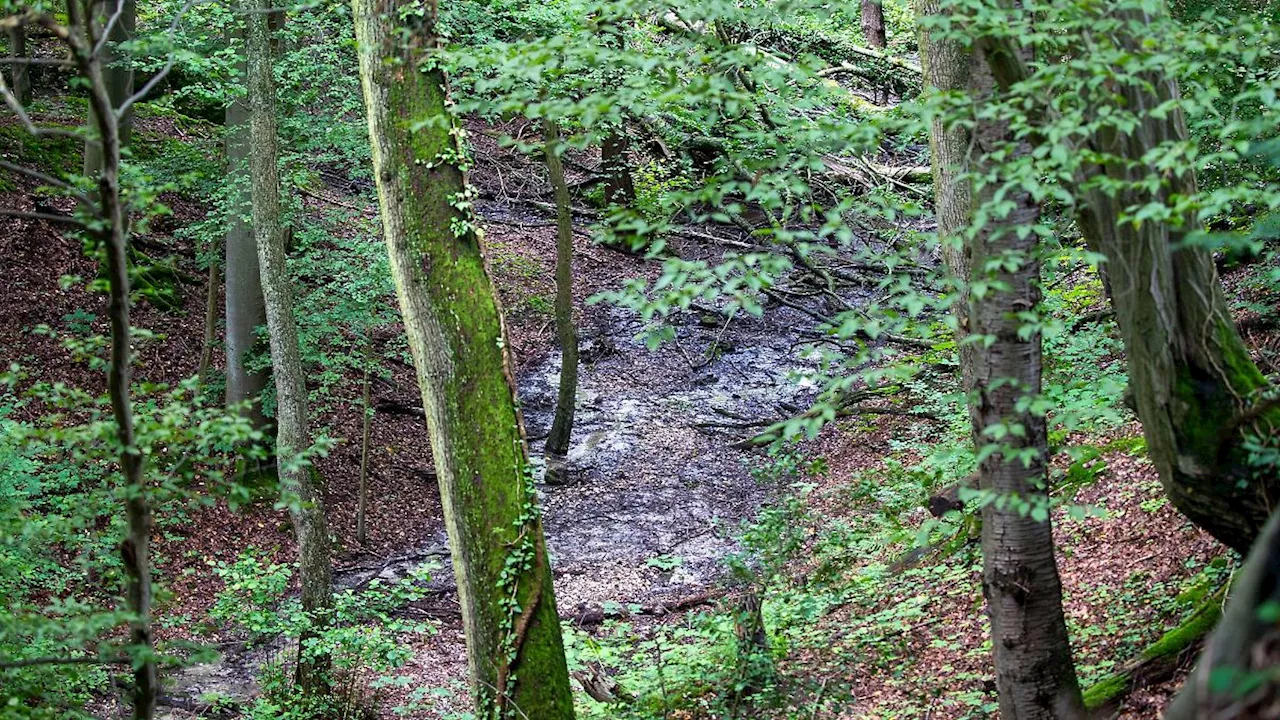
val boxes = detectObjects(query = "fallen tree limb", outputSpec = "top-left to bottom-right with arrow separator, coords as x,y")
568,588 -> 729,627
1084,583 -> 1228,717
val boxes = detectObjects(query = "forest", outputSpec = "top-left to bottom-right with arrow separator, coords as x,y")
1,0 -> 1279,718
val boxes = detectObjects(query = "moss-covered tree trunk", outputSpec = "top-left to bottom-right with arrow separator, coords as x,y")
918,6 -> 1085,715
981,9 -> 1280,555
84,0 -> 133,178
352,2 -> 575,717
543,119 -> 579,486
224,34 -> 270,429
245,0 -> 333,689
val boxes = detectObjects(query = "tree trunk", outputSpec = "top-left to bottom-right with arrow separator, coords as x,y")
543,119 -> 579,486
352,2 -> 576,716
223,30 -> 270,428
1165,508 -> 1280,719
84,0 -> 134,178
601,129 -> 635,206
8,25 -> 30,105
918,3 -> 1085,715
245,0 -> 332,690
915,0 -> 981,404
60,3 -> 156,715
979,11 -> 1280,555
198,247 -> 219,384
356,338 -> 372,545
861,0 -> 887,49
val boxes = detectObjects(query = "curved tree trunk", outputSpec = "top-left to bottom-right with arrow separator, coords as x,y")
245,0 -> 332,690
543,119 -> 579,485
84,0 -> 133,178
352,2 -> 575,718
1165,507 -> 1280,719
223,39 -> 270,428
918,5 -> 1085,716
980,9 -> 1280,555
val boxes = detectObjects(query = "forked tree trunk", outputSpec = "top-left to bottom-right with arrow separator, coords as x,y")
352,2 -> 575,717
917,5 -> 1085,716
543,119 -> 579,485
980,9 -> 1280,554
245,0 -> 332,690
52,4 -> 156,716
84,0 -> 134,178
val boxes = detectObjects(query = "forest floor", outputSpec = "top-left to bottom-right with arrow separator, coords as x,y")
2,108 -> 1265,718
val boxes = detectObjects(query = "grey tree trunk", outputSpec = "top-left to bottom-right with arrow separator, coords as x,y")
352,1 -> 576,716
245,0 -> 332,689
8,25 -> 30,105
980,10 -> 1280,554
861,0 -> 887,49
223,36 -> 270,428
84,0 -> 134,178
601,129 -> 635,207
918,4 -> 1085,716
543,119 -> 579,485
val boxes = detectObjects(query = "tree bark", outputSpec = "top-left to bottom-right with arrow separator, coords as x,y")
55,4 -> 156,716
601,129 -> 635,206
918,3 -> 1085,715
543,119 -> 578,485
356,338 -> 372,545
979,10 -> 1280,554
223,30 -> 270,428
84,0 -> 134,178
861,0 -> 887,49
245,0 -> 332,690
8,25 -> 30,105
352,2 -> 575,716
1165,508 -> 1280,719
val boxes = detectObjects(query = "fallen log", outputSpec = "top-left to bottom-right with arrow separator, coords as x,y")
1083,583 -> 1227,717
569,588 -> 728,627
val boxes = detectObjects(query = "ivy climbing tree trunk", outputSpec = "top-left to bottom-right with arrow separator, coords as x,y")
918,4 -> 1085,715
223,40 -> 270,429
543,119 -> 579,486
352,1 -> 576,716
980,9 -> 1280,555
245,0 -> 333,691
83,0 -> 133,178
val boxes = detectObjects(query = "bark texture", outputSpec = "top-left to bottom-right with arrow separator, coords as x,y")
981,10 -> 1280,554
352,1 -> 575,717
861,0 -> 887,49
245,0 -> 333,684
1165,508 -> 1280,719
918,4 -> 1085,715
8,25 -> 29,105
543,119 -> 579,485
223,34 -> 270,428
601,129 -> 635,206
84,0 -> 133,177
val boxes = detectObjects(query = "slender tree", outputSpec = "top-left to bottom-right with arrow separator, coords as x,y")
979,6 -> 1280,554
352,0 -> 576,716
223,35 -> 271,428
917,4 -> 1085,716
543,119 -> 579,485
245,0 -> 332,689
